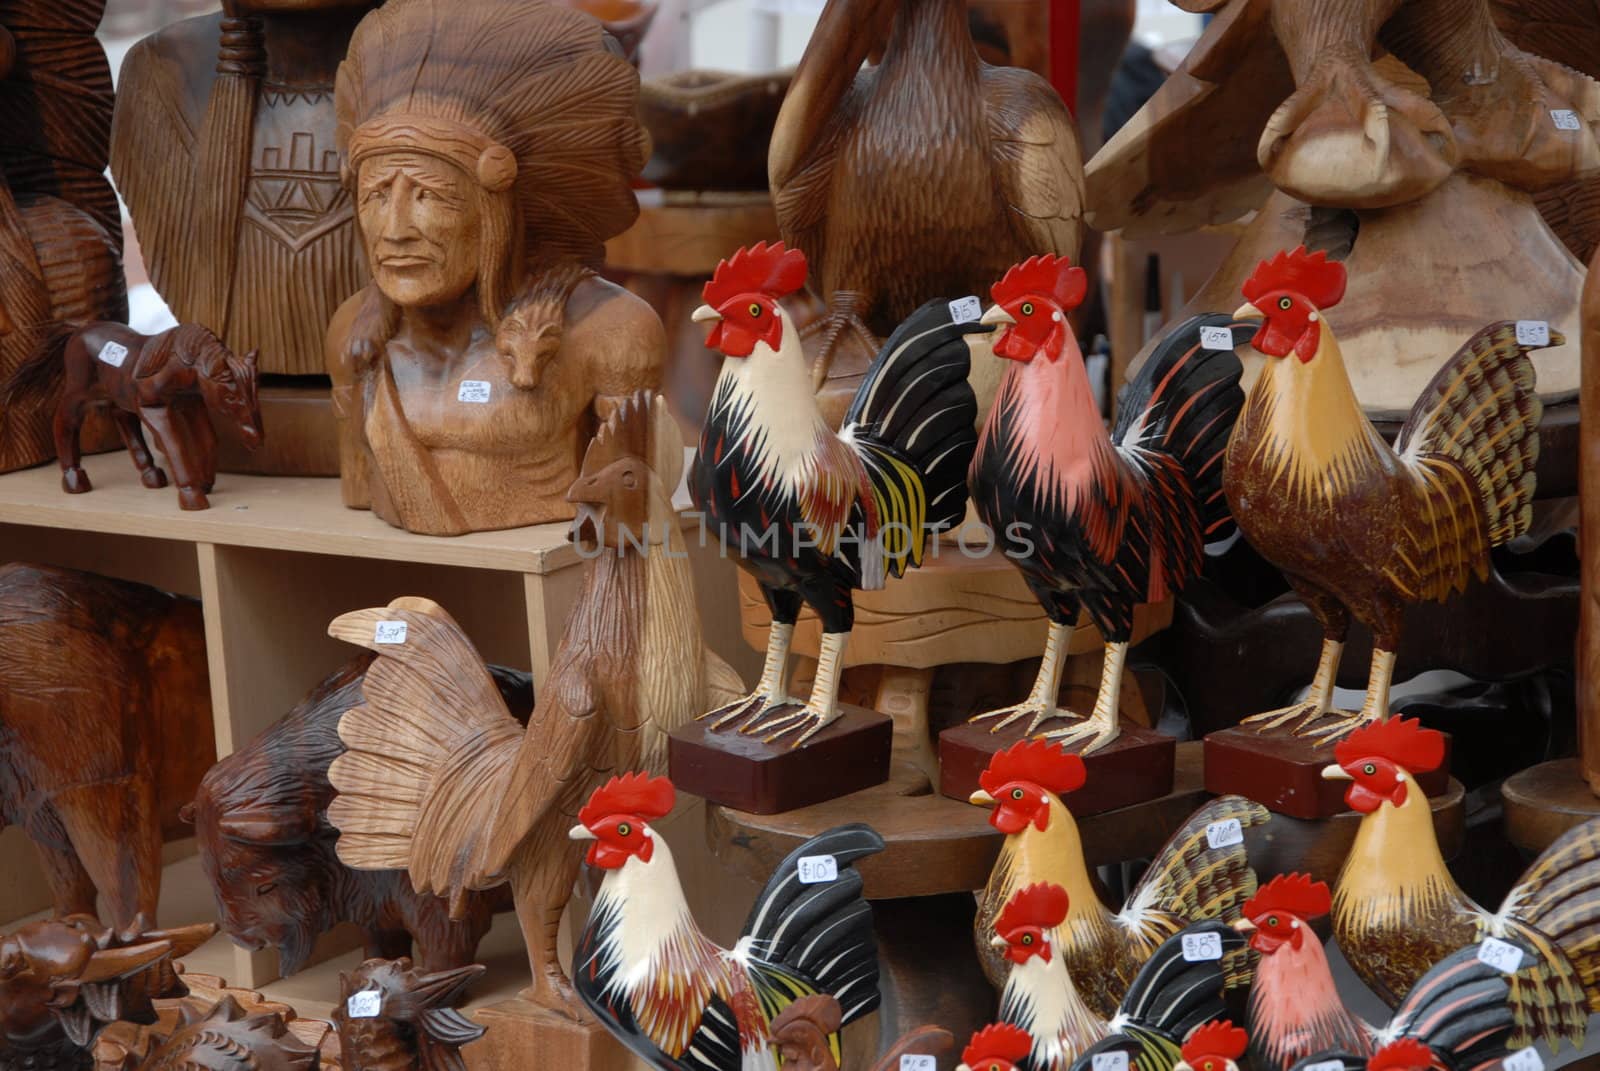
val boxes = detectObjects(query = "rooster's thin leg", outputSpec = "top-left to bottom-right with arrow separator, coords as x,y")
1244,638 -> 1343,733
1037,642 -> 1126,755
752,631 -> 849,747
705,621 -> 796,727
969,620 -> 1074,733
1303,648 -> 1396,741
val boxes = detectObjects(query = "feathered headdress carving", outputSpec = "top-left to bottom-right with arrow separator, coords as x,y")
990,255 -> 1087,311
996,883 -> 1069,934
702,242 -> 808,307
979,740 -> 1086,797
578,773 -> 676,827
1334,716 -> 1446,775
336,0 -> 649,269
1180,1021 -> 1248,1067
1242,873 -> 1330,922
1242,247 -> 1347,311
961,1024 -> 1033,1069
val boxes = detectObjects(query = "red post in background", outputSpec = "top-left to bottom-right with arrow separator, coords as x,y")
1049,0 -> 1079,113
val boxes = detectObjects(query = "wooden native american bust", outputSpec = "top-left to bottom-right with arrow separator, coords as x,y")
325,0 -> 664,536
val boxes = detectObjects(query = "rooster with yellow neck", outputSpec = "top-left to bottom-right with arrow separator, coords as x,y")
1324,716 -> 1600,1051
1224,246 -> 1556,740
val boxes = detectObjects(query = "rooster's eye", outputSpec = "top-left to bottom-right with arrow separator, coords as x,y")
748,302 -> 762,317
1011,788 -> 1024,800
617,822 -> 631,836
1205,1062 -> 1215,1071
1267,915 -> 1278,928
1020,302 -> 1034,317
1278,296 -> 1293,310
1363,763 -> 1376,776
1021,935 -> 1032,945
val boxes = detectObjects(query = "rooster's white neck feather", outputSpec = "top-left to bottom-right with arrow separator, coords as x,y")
592,826 -> 698,997
713,311 -> 831,489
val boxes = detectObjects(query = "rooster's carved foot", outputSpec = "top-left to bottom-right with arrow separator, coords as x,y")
1298,710 -> 1379,743
702,689 -> 794,730
969,701 -> 1075,735
1240,701 -> 1323,735
1035,709 -> 1120,755
1447,47 -> 1600,190
1259,51 -> 1457,207
749,703 -> 839,748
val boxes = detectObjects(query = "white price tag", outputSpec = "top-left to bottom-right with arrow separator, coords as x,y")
1304,1061 -> 1347,1071
373,621 -> 408,645
97,341 -> 129,368
1092,1052 -> 1128,1071
797,855 -> 837,884
347,989 -> 381,1018
1181,931 -> 1224,962
457,380 -> 491,404
900,1057 -> 936,1071
1515,320 -> 1550,347
1503,1048 -> 1543,1071
1205,819 -> 1243,849
1477,936 -> 1524,974
1552,109 -> 1582,131
1200,325 -> 1237,351
949,296 -> 983,324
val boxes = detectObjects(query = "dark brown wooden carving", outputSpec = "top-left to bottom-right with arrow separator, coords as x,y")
0,563 -> 214,940
188,655 -> 531,977
326,0 -> 662,536
130,997 -> 323,1071
111,4 -> 376,380
0,0 -> 125,474
768,0 -> 1083,401
332,959 -> 485,1071
2,321 -> 261,510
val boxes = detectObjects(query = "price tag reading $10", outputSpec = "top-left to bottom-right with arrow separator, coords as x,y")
798,855 -> 838,884
373,621 -> 408,645
347,990 -> 382,1019
900,1057 -> 937,1071
1092,1052 -> 1128,1071
1206,819 -> 1243,849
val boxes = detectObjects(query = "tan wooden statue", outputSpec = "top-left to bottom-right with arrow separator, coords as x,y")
325,0 -> 663,536
326,394 -> 741,1024
1088,0 -> 1600,415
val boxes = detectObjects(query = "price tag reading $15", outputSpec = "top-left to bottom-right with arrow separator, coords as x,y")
373,621 -> 408,645
900,1057 -> 937,1071
1092,1052 -> 1128,1071
949,296 -> 983,324
347,989 -> 382,1019
1515,320 -> 1550,347
1477,936 -> 1524,974
798,854 -> 838,884
1181,931 -> 1224,962
1206,819 -> 1243,849
1200,325 -> 1237,351
457,380 -> 492,404
98,341 -> 129,368
1503,1048 -> 1544,1071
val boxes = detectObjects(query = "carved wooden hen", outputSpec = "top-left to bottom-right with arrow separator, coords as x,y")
768,0 -> 1083,393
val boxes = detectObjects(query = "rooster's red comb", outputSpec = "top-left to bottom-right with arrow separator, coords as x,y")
997,882 -> 1069,935
1241,247 -> 1346,311
979,740 -> 1086,798
990,255 -> 1087,312
1334,717 -> 1445,775
1181,1021 -> 1248,1065
1368,1039 -> 1437,1071
578,773 -> 675,827
1242,873 -> 1331,923
961,1024 -> 1033,1068
702,242 -> 808,308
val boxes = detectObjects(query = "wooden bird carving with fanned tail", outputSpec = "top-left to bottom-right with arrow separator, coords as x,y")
969,740 -> 1267,1009
1324,717 -> 1600,1051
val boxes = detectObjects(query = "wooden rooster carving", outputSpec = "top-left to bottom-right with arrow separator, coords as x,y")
768,0 -> 1083,392
327,393 -> 740,1019
1324,717 -> 1600,1050
1224,248 -> 1554,739
969,740 -> 1267,1008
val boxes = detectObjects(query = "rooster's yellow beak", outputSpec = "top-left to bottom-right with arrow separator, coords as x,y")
1233,302 -> 1263,320
969,789 -> 995,806
980,305 -> 1014,327
1232,917 -> 1257,933
692,304 -> 722,323
989,935 -> 1008,951
1321,764 -> 1352,781
568,825 -> 597,841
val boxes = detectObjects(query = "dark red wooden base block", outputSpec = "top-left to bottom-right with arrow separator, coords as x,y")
1204,716 -> 1453,819
668,703 -> 892,814
937,719 -> 1176,816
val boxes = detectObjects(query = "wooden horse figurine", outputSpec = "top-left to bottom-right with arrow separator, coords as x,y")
5,320 -> 262,510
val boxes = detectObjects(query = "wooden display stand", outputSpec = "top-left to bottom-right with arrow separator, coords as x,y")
1502,759 -> 1600,857
1205,721 -> 1453,819
465,999 -> 632,1071
938,718 -> 1174,814
670,704 -> 892,813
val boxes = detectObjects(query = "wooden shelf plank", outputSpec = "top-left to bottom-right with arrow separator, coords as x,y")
0,464 -> 582,575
